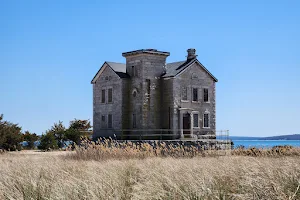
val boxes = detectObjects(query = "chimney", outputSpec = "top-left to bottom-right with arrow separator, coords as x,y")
187,48 -> 197,60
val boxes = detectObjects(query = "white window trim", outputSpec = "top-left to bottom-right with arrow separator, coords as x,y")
203,87 -> 210,103
181,86 -> 188,101
107,86 -> 113,104
203,112 -> 210,129
192,111 -> 200,129
192,87 -> 200,103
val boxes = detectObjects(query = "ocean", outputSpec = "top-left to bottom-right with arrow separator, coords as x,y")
232,140 -> 300,148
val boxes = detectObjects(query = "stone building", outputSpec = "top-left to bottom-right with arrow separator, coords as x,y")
91,48 -> 218,140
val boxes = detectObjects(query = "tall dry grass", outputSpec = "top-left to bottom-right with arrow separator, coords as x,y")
68,138 -> 300,161
0,148 -> 299,199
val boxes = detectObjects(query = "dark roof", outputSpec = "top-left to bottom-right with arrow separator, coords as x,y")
106,62 -> 126,73
122,49 -> 170,57
91,62 -> 129,84
106,62 -> 130,78
163,58 -> 218,82
115,72 -> 130,78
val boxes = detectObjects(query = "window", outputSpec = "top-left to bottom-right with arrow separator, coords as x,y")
108,114 -> 112,128
101,89 -> 106,103
132,90 -> 137,97
132,66 -> 135,77
146,79 -> 150,96
182,87 -> 187,100
108,88 -> 112,103
193,88 -> 198,101
203,113 -> 210,128
132,113 -> 136,128
101,115 -> 106,128
193,114 -> 199,127
203,88 -> 209,102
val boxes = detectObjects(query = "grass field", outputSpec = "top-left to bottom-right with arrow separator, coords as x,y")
0,148 -> 300,200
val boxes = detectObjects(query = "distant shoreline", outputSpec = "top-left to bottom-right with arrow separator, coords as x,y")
226,134 -> 300,141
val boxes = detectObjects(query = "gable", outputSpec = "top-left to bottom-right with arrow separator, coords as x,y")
91,62 -> 128,84
163,59 -> 218,82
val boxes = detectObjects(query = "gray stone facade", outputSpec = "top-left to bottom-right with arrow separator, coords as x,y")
91,49 -> 218,140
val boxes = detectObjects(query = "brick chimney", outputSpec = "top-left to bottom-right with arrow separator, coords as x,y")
187,48 -> 197,60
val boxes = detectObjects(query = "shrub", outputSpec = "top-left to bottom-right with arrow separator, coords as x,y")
0,114 -> 23,151
23,131 -> 39,149
38,132 -> 58,150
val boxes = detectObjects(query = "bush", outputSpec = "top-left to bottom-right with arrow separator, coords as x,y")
0,114 -> 23,151
23,131 -> 39,149
38,132 -> 58,150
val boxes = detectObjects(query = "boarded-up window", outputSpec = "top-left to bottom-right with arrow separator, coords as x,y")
203,113 -> 209,128
193,88 -> 198,101
193,114 -> 199,127
203,88 -> 209,102
101,115 -> 106,128
182,87 -> 187,100
108,88 -> 112,103
101,89 -> 106,103
108,114 -> 112,128
132,113 -> 136,128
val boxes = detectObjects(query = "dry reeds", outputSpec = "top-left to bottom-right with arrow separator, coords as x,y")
66,138 -> 227,161
0,151 -> 299,199
68,138 -> 300,161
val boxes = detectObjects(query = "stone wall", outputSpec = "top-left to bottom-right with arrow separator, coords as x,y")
171,62 -> 216,137
124,54 -> 168,131
93,65 -> 123,138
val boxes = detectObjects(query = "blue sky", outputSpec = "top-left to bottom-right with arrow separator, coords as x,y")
0,0 -> 299,136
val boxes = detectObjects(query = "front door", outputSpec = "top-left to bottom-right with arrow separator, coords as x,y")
183,113 -> 191,136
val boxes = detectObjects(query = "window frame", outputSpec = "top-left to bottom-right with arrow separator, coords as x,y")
101,115 -> 106,128
108,87 -> 113,103
192,87 -> 199,102
181,86 -> 188,101
107,114 -> 113,129
101,88 -> 106,104
132,66 -> 135,77
193,113 -> 199,128
203,113 -> 210,129
203,88 -> 209,103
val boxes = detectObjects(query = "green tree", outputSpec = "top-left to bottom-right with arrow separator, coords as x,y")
48,121 -> 66,148
23,131 -> 39,149
0,114 -> 23,151
38,132 -> 58,150
65,119 -> 92,145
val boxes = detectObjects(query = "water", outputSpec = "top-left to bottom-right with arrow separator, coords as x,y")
232,140 -> 300,148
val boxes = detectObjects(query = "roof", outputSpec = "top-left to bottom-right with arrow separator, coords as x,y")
106,62 -> 126,73
91,61 -> 128,84
163,58 -> 218,82
122,49 -> 170,57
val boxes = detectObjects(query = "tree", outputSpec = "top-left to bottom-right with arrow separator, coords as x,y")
23,131 -> 39,149
0,114 -> 23,151
38,132 -> 58,150
48,121 -> 66,148
65,119 -> 92,145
